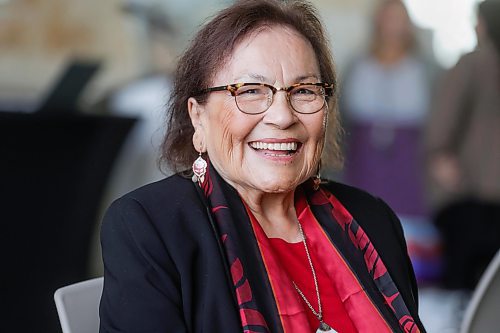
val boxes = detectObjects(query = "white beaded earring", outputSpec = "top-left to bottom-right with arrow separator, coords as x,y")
192,151 -> 207,185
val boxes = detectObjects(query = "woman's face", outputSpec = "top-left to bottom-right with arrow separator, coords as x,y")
189,25 -> 327,195
376,2 -> 411,44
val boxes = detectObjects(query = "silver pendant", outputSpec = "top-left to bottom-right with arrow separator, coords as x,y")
316,321 -> 337,333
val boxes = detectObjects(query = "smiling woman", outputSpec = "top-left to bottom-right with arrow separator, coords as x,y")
99,1 -> 427,332
187,26 -> 328,198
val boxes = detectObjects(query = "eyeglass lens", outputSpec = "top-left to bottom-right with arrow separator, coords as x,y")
234,84 -> 326,114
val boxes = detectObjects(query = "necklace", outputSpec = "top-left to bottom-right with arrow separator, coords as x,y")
293,221 -> 338,333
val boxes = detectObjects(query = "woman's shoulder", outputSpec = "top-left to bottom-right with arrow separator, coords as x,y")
101,173 -> 211,259
320,180 -> 402,235
321,180 -> 382,207
119,173 -> 195,205
104,173 -> 204,229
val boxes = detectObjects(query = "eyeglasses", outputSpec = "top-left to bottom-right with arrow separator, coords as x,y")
197,82 -> 334,115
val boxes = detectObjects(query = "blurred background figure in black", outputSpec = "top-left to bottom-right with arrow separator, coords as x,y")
425,0 -> 500,291
340,0 -> 440,284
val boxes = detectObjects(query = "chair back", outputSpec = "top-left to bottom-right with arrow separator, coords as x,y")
460,249 -> 500,333
54,277 -> 104,333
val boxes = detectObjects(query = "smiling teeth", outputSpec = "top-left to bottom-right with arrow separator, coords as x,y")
250,142 -> 298,151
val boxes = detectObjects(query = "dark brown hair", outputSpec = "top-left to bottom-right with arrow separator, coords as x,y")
479,0 -> 500,55
160,0 -> 342,173
371,0 -> 416,56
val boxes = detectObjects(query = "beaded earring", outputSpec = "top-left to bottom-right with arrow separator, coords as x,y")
192,151 -> 207,185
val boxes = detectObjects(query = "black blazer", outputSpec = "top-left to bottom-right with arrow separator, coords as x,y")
99,174 -> 425,332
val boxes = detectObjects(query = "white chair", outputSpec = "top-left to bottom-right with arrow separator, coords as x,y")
460,249 -> 500,333
54,277 -> 104,333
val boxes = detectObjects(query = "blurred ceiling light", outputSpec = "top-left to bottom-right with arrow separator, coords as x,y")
403,0 -> 484,68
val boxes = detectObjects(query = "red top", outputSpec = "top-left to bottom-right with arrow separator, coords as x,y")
268,237 -> 357,332
246,187 -> 393,332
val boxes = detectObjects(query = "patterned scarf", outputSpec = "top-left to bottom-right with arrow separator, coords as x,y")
199,163 -> 421,333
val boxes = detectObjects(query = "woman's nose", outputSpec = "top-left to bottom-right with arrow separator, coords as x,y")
262,91 -> 297,129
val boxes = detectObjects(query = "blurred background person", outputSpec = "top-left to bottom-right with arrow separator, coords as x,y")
425,0 -> 500,291
340,0 -> 439,282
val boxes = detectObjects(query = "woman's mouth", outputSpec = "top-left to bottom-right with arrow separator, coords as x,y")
248,140 -> 302,157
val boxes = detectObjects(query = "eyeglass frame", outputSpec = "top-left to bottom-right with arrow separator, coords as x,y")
196,82 -> 335,115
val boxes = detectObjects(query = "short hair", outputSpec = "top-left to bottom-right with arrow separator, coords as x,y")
478,0 -> 500,54
371,0 -> 416,55
160,0 -> 342,173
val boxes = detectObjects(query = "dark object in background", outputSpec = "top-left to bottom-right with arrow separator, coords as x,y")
0,111 -> 136,333
435,198 -> 500,290
37,60 -> 101,114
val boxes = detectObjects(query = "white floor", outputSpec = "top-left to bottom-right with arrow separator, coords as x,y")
419,287 -> 472,333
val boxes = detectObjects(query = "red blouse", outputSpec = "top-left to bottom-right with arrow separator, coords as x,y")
246,187 -> 393,333
268,237 -> 357,332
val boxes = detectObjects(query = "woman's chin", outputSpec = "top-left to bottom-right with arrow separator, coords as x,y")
248,175 -> 304,194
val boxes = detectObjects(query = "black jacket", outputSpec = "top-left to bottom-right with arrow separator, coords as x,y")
99,174 -> 425,332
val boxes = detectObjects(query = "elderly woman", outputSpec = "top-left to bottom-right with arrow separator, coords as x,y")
99,1 -> 425,332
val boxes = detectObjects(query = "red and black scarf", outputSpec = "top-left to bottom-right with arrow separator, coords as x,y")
198,163 -> 420,333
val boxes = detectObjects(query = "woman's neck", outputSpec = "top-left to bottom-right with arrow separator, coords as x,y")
374,42 -> 407,65
236,186 -> 301,243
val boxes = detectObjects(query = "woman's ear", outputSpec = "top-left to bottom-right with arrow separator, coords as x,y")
188,97 -> 207,153
188,97 -> 203,128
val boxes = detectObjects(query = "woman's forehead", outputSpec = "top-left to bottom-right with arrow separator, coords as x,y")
212,25 -> 320,84
232,73 -> 321,85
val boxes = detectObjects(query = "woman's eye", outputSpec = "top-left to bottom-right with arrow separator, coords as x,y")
237,87 -> 265,95
242,89 -> 259,94
295,88 -> 315,95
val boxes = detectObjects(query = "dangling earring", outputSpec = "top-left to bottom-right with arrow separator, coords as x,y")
312,163 -> 321,191
192,151 -> 207,185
